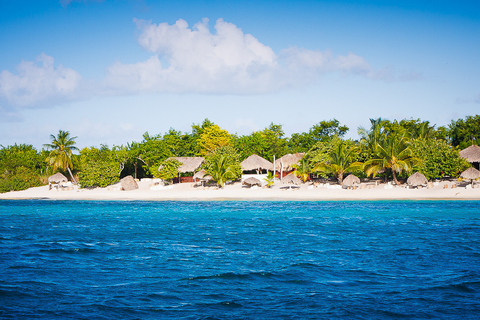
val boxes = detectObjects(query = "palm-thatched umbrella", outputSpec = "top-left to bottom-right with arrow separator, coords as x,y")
241,155 -> 273,172
460,145 -> 480,169
407,172 -> 428,187
243,177 -> 262,187
460,167 -> 480,185
282,173 -> 301,185
343,174 -> 360,187
163,157 -> 204,173
48,172 -> 68,184
193,169 -> 211,180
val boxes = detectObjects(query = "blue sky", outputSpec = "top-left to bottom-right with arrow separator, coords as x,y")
1,0 -> 479,149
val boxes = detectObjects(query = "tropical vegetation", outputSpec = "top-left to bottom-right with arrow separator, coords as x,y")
1,114 -> 479,193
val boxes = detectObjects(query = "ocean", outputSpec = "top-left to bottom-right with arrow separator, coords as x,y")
1,200 -> 479,319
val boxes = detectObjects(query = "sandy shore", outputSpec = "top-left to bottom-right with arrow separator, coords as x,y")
1,180 -> 480,201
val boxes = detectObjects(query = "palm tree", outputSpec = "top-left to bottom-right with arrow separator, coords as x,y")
204,154 -> 238,188
364,131 -> 420,185
44,130 -> 78,184
313,142 -> 362,185
292,156 -> 311,182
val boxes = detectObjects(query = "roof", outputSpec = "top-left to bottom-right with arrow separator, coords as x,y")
275,153 -> 305,171
48,172 -> 68,183
282,173 -> 301,185
460,167 -> 480,180
460,145 -> 480,163
407,172 -> 428,186
241,154 -> 273,171
343,174 -> 360,186
163,157 -> 204,173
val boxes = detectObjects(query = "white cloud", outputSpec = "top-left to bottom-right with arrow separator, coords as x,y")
0,53 -> 81,107
105,18 -> 398,95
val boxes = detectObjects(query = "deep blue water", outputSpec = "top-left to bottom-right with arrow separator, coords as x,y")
1,200 -> 480,319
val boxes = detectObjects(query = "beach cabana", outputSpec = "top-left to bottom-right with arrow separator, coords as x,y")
460,167 -> 480,186
242,177 -> 262,188
275,153 -> 305,179
241,155 -> 273,173
343,174 -> 360,187
460,145 -> 480,170
193,169 -> 212,186
407,172 -> 428,188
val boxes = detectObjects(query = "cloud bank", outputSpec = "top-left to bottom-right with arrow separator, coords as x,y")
0,53 -> 81,109
0,18 -> 401,115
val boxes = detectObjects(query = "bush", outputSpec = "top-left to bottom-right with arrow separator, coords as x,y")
78,162 -> 119,188
0,166 -> 41,193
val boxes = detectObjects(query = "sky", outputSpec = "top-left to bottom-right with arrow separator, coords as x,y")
1,0 -> 479,149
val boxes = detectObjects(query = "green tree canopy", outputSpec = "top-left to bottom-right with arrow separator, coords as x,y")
203,146 -> 242,187
43,130 -> 78,183
198,125 -> 233,156
448,115 -> 480,149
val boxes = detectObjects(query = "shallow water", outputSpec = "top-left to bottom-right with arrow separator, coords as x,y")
1,200 -> 479,319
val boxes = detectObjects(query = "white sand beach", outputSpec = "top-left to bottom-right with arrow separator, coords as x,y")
1,179 -> 479,201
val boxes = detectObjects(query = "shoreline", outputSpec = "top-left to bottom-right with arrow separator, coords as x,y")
1,180 -> 479,202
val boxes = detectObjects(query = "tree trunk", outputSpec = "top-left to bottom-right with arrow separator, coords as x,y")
392,170 -> 399,186
134,163 -> 138,180
337,172 -> 344,185
67,167 -> 77,184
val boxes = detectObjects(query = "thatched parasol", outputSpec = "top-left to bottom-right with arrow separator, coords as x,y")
243,177 -> 262,187
460,167 -> 480,184
407,172 -> 428,187
459,145 -> 480,163
275,153 -> 305,171
241,154 -> 273,172
282,173 -> 301,185
48,172 -> 68,184
343,174 -> 360,187
193,169 -> 211,181
162,157 -> 204,173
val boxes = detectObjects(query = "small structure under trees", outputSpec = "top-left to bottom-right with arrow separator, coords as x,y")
460,145 -> 480,170
275,153 -> 305,178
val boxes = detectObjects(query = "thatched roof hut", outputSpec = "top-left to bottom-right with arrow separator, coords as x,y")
343,174 -> 360,187
282,173 -> 301,185
275,153 -> 305,171
460,167 -> 480,181
163,157 -> 204,173
241,154 -> 273,171
460,145 -> 480,163
48,172 -> 68,184
407,172 -> 428,187
243,177 -> 262,187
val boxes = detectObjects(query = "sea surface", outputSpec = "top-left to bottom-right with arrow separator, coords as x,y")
1,200 -> 479,319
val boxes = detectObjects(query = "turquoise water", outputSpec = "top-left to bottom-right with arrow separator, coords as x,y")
1,200 -> 480,319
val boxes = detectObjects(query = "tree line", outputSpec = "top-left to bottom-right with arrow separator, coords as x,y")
1,115 -> 479,192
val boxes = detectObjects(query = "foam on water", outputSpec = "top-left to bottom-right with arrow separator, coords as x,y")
1,200 -> 480,319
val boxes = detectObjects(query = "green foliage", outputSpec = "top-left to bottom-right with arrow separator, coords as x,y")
364,131 -> 421,185
411,138 -> 470,179
156,159 -> 182,183
448,115 -> 480,149
0,166 -> 41,193
263,171 -> 275,187
0,144 -> 44,193
78,162 -> 120,188
203,146 -> 242,187
260,123 -> 289,159
198,125 -> 233,156
312,141 -> 362,184
44,130 -> 78,183
78,146 -> 119,188
234,131 -> 270,160
292,156 -> 312,182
